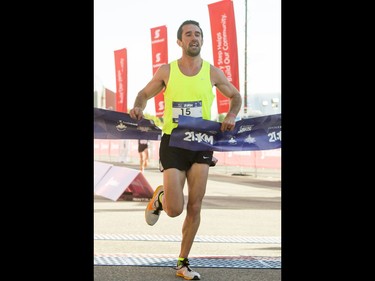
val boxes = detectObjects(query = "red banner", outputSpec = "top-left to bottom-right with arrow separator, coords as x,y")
208,0 -> 240,114
114,48 -> 128,113
105,88 -> 116,111
150,25 -> 168,117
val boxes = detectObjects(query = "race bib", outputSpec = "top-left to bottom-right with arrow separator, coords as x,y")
172,101 -> 202,123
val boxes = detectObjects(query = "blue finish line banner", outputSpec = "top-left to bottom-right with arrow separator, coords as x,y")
169,114 -> 281,151
94,108 -> 281,151
94,108 -> 162,140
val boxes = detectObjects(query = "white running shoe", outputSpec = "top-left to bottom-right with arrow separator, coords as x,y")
145,185 -> 164,226
176,258 -> 201,280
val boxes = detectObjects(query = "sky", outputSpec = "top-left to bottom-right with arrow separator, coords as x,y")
94,0 -> 281,116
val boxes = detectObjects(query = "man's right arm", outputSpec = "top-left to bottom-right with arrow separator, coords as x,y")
129,64 -> 168,120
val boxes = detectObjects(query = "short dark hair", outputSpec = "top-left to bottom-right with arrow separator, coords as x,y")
177,20 -> 203,40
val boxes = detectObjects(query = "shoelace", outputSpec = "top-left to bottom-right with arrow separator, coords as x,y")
185,265 -> 194,272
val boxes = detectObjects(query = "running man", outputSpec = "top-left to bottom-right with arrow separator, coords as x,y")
129,20 -> 242,280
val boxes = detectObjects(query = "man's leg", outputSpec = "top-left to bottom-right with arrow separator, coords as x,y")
162,168 -> 186,217
175,163 -> 208,280
139,152 -> 144,171
180,163 -> 209,258
144,149 -> 149,168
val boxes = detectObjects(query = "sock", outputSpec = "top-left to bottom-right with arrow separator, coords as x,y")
177,257 -> 187,266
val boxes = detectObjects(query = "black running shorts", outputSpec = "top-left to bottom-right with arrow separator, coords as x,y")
159,134 -> 213,172
138,143 -> 148,153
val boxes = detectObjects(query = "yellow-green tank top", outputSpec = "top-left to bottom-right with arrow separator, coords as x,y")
162,60 -> 214,134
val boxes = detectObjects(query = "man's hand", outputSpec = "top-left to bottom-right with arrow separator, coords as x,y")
129,107 -> 144,120
220,113 -> 236,132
